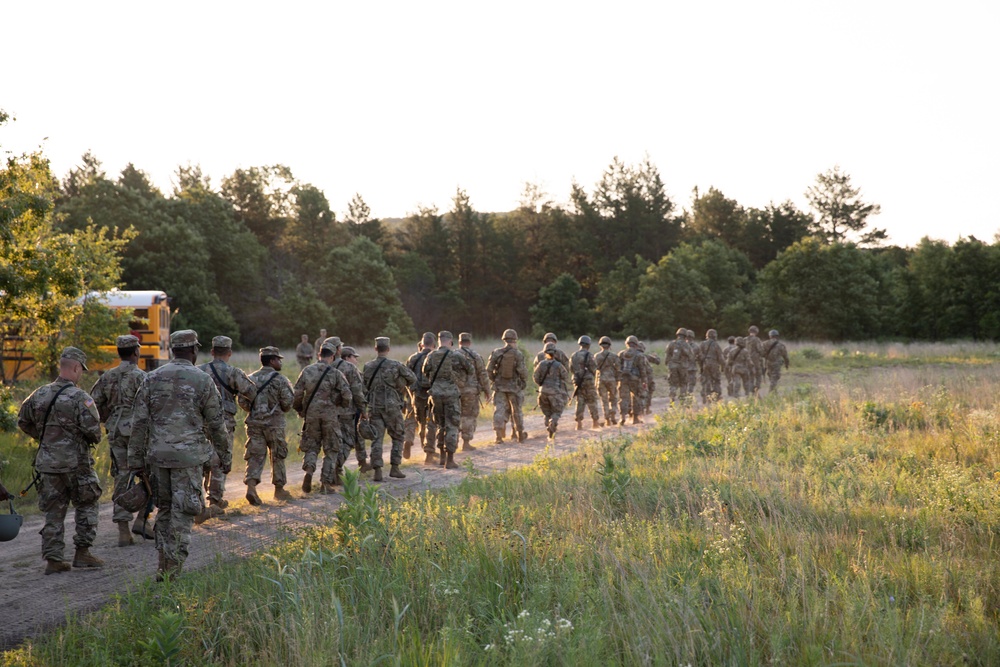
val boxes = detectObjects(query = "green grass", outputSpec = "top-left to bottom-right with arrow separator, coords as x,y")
6,355 -> 1000,665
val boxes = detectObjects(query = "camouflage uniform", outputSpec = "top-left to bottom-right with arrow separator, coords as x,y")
723,338 -> 737,397
198,337 -> 257,507
533,348 -> 570,438
617,337 -> 651,423
487,331 -> 528,442
762,331 -> 790,393
333,351 -> 367,467
569,339 -> 600,427
423,335 -> 474,460
295,339 -> 314,368
128,333 -> 230,571
18,349 -> 103,565
594,338 -> 621,425
90,338 -> 145,524
240,352 -> 295,491
684,331 -> 699,396
639,343 -> 660,414
403,334 -> 437,456
457,333 -> 491,448
727,338 -> 752,398
699,331 -> 725,402
665,330 -> 695,402
293,357 -> 352,487
745,327 -> 765,395
362,340 -> 417,469
533,333 -> 570,370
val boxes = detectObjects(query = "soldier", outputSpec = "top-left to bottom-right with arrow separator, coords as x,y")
746,325 -> 765,396
239,346 -> 294,505
295,334 -> 314,369
684,330 -> 700,397
362,337 -> 416,481
594,336 -> 621,426
128,331 -> 230,580
316,329 -> 327,361
197,335 -> 257,521
638,342 -> 660,414
617,336 -> 651,424
700,329 -> 725,402
665,328 -> 694,403
723,336 -> 737,397
727,337 -> 752,398
18,347 -> 104,575
293,338 -> 352,494
569,336 -> 601,429
487,329 -> 529,443
423,331 -> 474,469
334,344 -> 370,474
763,329 -> 790,393
457,332 -> 490,451
404,333 -> 437,464
90,334 -> 148,545
533,343 -> 570,439
533,332 -> 570,369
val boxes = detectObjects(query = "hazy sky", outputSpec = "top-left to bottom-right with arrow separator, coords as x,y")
3,1 -> 997,247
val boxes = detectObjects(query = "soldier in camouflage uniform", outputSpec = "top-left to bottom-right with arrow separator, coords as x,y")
295,334 -> 314,369
362,337 -> 416,481
128,331 -> 230,580
90,335 -> 148,545
197,335 -> 257,521
293,339 -> 352,494
533,332 -> 570,369
18,347 -> 104,574
594,336 -> 620,425
723,336 -> 737,396
726,337 -> 752,398
699,329 -> 725,403
423,331 -> 474,469
239,346 -> 295,505
617,336 -> 651,424
763,330 -> 790,393
403,333 -> 437,464
665,328 -> 694,404
316,329 -> 327,361
487,329 -> 529,443
334,344 -> 370,473
638,342 -> 660,414
534,343 -> 570,439
457,332 -> 490,451
745,325 -> 765,396
685,330 -> 700,397
569,336 -> 601,429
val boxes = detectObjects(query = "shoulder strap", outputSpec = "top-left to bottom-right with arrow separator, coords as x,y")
460,347 -> 476,362
597,352 -> 609,371
39,384 -> 74,444
428,349 -> 451,387
365,357 -> 388,394
209,362 -> 237,396
765,341 -> 779,359
408,350 -> 429,374
302,366 -> 333,418
539,360 -> 554,386
252,370 -> 281,407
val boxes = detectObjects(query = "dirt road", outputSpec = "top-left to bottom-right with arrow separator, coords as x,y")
0,400 -> 668,650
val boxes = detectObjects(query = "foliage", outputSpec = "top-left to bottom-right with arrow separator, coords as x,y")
264,284 -> 335,348
805,165 -> 885,245
528,273 -> 591,340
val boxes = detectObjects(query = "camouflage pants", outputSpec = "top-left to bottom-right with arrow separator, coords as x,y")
431,393 -> 462,454
370,404 -> 405,467
244,424 -> 288,487
341,414 -> 367,465
152,465 -> 203,566
686,367 -> 698,395
539,391 -> 566,434
574,381 -> 600,422
459,390 -> 481,442
109,439 -> 135,523
725,367 -> 734,397
766,364 -> 784,392
404,395 -> 437,454
750,362 -> 763,394
492,388 -> 524,437
700,365 -> 723,401
37,469 -> 101,562
597,379 -> 618,423
731,368 -> 751,398
618,377 -> 643,419
667,366 -> 688,401
203,414 -> 235,505
300,411 -> 343,485
644,379 -> 655,413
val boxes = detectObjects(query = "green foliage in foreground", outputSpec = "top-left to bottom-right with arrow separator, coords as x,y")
8,365 -> 1000,665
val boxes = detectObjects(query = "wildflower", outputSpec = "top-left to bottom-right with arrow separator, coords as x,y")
518,609 -> 531,619
557,617 -> 573,630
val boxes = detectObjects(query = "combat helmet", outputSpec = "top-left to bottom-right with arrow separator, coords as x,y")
736,336 -> 746,347
748,325 -> 759,335
543,332 -> 557,343
502,329 -> 518,341
686,329 -> 695,339
675,327 -> 686,337
599,336 -> 612,346
625,335 -> 639,346
578,335 -> 592,346
769,329 -> 779,338
706,329 -> 718,339
0,499 -> 24,542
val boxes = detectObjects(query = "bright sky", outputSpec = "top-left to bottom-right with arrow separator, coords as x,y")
3,1 -> 998,247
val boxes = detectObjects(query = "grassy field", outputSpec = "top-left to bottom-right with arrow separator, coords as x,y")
4,344 -> 1000,665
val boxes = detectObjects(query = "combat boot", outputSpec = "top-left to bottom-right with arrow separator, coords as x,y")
593,418 -> 601,429
611,416 -> 618,425
117,521 -> 134,547
333,467 -> 342,486
132,515 -> 155,540
359,460 -> 373,473
217,498 -> 229,509
194,507 -> 212,525
373,467 -> 383,482
319,482 -> 331,495
518,430 -> 528,443
424,451 -> 437,464
446,452 -> 458,469
302,472 -> 313,493
73,547 -> 104,568
246,481 -> 263,506
576,420 -> 583,431
389,464 -> 406,479
494,429 -> 504,444
632,415 -> 643,425
403,441 -> 412,459
274,484 -> 293,501
44,559 -> 71,575
462,438 -> 476,452
157,558 -> 181,582
439,450 -> 447,467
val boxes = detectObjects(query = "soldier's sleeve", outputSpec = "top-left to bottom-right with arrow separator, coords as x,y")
485,351 -> 498,381
559,364 -> 571,392
292,370 -> 308,415
16,392 -> 39,441
238,372 -> 256,413
335,370 -> 352,406
782,344 -> 790,367
201,381 -> 231,469
89,375 -> 111,423
476,355 -> 490,391
127,379 -> 150,469
399,361 -> 417,388
587,354 -> 597,373
532,363 -> 544,386
515,352 -> 528,384
77,392 -> 103,445
278,376 -> 294,413
420,353 -> 434,379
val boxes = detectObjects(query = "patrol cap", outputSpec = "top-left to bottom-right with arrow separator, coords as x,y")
341,346 -> 358,357
625,335 -> 639,346
599,336 -> 612,346
438,331 -> 454,341
543,332 -> 557,343
459,332 -> 472,343
502,329 -> 518,341
578,335 -> 591,346
211,335 -> 233,349
259,346 -> 283,358
376,336 -> 391,348
170,330 -> 200,349
116,334 -> 140,348
421,332 -> 436,346
769,329 -> 779,338
60,346 -> 89,371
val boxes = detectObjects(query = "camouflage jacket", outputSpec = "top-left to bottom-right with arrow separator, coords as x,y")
292,361 -> 352,420
332,358 -> 366,414
458,346 -> 490,395
128,359 -> 229,470
746,334 -> 764,363
487,344 -> 528,392
594,349 -> 621,384
533,358 -> 569,397
728,346 -> 751,373
240,367 -> 294,429
701,339 -> 724,368
763,340 -> 790,368
406,349 -> 433,400
723,344 -> 737,368
665,339 -> 695,370
18,378 -> 102,474
295,342 -> 314,360
533,347 -> 569,370
198,359 -> 257,418
363,356 -> 416,410
90,360 -> 145,440
569,349 -> 597,385
618,348 -> 651,383
422,347 -> 474,399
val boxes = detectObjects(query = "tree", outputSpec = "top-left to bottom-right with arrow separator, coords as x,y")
593,255 -> 652,336
265,283 -> 336,348
805,166 -> 884,245
219,165 -> 295,247
343,193 -> 384,247
687,186 -> 745,247
741,201 -> 816,269
529,273 -> 592,340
